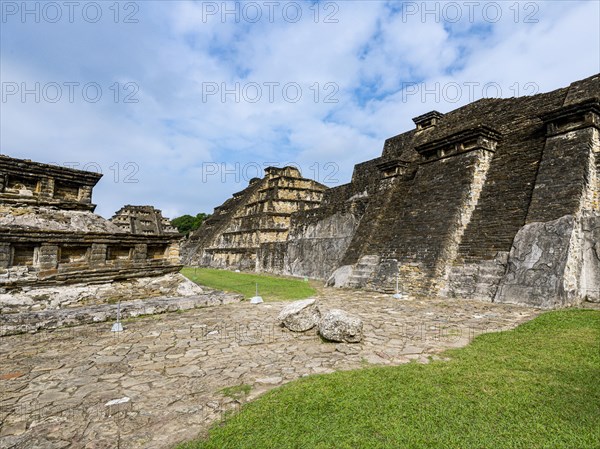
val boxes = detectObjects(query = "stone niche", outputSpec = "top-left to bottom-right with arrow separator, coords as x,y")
54,180 -> 80,201
5,175 -> 40,196
11,245 -> 38,267
59,245 -> 90,265
147,244 -> 168,260
107,246 -> 132,261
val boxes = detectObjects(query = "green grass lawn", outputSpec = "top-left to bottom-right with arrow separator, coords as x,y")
178,309 -> 600,449
181,267 -> 316,302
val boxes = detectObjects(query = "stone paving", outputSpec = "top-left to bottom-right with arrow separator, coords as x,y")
0,287 -> 542,449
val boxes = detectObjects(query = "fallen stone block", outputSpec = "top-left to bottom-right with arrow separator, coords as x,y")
319,309 -> 363,343
277,298 -> 321,332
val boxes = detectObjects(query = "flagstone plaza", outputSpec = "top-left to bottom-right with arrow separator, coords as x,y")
1,287 -> 541,449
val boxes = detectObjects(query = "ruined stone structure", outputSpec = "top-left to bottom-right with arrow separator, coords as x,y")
110,205 -> 180,235
0,156 -> 189,312
185,74 -> 600,308
183,166 -> 326,271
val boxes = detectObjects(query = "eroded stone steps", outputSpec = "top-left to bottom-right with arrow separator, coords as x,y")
346,255 -> 381,288
446,258 -> 508,300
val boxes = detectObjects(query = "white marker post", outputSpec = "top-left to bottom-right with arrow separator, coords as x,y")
111,301 -> 124,332
250,282 -> 263,304
393,273 -> 403,300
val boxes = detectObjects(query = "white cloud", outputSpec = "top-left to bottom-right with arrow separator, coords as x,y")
1,0 -> 598,219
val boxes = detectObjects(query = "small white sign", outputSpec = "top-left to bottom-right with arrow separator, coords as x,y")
105,397 -> 130,407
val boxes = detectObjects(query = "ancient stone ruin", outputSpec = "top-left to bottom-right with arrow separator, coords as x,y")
110,205 -> 180,235
183,166 -> 327,271
0,155 -> 195,313
185,74 -> 600,308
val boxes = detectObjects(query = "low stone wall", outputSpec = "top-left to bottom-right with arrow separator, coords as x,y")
0,273 -> 206,314
0,289 -> 243,336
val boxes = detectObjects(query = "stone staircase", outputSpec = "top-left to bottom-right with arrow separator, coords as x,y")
445,253 -> 509,301
346,255 -> 381,288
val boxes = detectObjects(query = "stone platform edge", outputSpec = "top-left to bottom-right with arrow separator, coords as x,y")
0,291 -> 243,337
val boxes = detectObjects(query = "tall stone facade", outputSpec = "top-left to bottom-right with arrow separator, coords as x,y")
184,74 -> 600,308
183,166 -> 326,271
0,156 -> 188,312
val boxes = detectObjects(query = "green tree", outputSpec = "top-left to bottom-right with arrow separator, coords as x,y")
171,213 -> 211,235
195,213 -> 210,226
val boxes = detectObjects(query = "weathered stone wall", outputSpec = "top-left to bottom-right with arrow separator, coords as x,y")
454,94 -> 566,262
526,124 -> 598,224
581,214 -> 600,302
284,208 -> 364,279
0,282 -> 242,336
257,242 -> 287,273
0,272 -> 205,314
495,119 -> 600,307
0,228 -> 182,289
493,213 -> 599,308
444,254 -> 509,302
332,139 -> 498,295
300,74 -> 600,308
272,169 -> 373,280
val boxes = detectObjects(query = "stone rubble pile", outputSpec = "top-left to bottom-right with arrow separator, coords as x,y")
278,298 -> 364,343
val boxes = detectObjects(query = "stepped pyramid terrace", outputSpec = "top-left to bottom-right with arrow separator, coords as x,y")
184,74 -> 600,309
183,166 -> 327,271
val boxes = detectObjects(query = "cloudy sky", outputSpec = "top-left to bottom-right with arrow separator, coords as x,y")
1,1 -> 599,218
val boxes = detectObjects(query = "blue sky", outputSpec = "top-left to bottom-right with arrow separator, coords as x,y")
1,1 -> 599,218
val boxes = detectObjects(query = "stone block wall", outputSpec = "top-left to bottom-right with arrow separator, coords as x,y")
284,208 -> 365,279
257,242 -> 287,273
581,214 -> 600,302
0,236 -> 182,288
526,127 -> 597,224
303,74 -> 599,308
